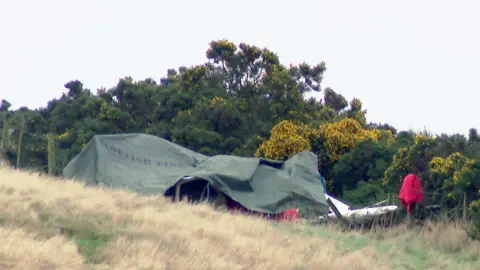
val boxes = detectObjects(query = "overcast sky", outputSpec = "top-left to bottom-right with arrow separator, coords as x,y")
1,0 -> 479,135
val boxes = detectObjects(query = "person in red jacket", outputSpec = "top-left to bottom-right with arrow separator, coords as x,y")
398,172 -> 425,214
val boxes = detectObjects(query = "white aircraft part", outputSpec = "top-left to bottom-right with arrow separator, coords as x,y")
323,193 -> 399,225
325,194 -> 351,213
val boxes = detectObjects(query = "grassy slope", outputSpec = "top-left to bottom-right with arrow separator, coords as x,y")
0,166 -> 479,270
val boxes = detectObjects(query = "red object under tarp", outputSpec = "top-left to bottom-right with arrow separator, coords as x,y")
398,173 -> 425,213
225,197 -> 298,221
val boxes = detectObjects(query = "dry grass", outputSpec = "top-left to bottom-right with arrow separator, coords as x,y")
276,213 -> 480,269
0,166 -> 479,269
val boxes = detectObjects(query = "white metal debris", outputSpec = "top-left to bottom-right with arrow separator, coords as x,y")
319,194 -> 399,225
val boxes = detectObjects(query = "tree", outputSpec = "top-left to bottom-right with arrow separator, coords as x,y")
468,128 -> 479,142
206,39 -> 328,127
466,128 -> 480,160
170,95 -> 248,155
368,122 -> 398,136
454,160 -> 480,238
332,138 -> 395,203
383,134 -> 437,191
428,152 -> 474,206
0,100 -> 11,112
323,88 -> 348,112
206,39 -> 280,96
433,133 -> 468,158
346,98 -> 367,126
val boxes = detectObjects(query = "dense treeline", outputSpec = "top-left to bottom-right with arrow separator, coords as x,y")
1,40 -> 479,235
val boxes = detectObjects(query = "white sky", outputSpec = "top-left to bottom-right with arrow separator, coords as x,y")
1,0 -> 479,135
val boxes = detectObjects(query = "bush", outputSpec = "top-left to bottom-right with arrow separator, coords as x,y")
469,199 -> 480,240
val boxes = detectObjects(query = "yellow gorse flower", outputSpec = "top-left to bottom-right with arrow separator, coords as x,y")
57,131 -> 69,140
383,147 -> 410,185
255,120 -> 319,160
99,100 -> 121,120
319,118 -> 393,161
210,96 -> 225,106
255,118 -> 390,162
427,152 -> 476,198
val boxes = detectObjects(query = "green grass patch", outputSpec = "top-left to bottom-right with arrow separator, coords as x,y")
274,222 -> 479,270
72,233 -> 111,264
0,201 -> 115,265
37,211 -> 114,264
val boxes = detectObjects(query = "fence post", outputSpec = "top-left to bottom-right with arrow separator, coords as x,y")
16,115 -> 25,168
463,192 -> 467,222
47,133 -> 55,175
0,112 -> 8,151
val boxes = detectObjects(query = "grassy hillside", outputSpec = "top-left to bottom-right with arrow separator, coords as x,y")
0,166 -> 479,269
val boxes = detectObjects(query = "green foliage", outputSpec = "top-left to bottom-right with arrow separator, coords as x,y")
0,112 -> 9,151
342,180 -> 387,208
323,88 -> 348,112
332,138 -> 395,203
383,135 -> 437,190
453,160 -> 480,238
470,199 -> 480,239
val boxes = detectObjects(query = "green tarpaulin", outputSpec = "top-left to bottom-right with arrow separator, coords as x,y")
63,133 -> 329,214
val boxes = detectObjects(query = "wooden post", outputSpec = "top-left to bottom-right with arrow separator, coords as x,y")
16,115 -> 25,168
174,179 -> 187,202
47,133 -> 55,175
463,192 -> 467,222
0,112 -> 8,151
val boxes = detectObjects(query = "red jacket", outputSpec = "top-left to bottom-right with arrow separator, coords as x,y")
398,173 -> 424,213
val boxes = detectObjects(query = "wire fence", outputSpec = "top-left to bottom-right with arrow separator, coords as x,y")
382,184 -> 477,224
0,115 -> 57,174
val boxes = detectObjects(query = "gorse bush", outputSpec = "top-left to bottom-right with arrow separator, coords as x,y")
319,118 -> 393,161
255,120 -> 318,160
